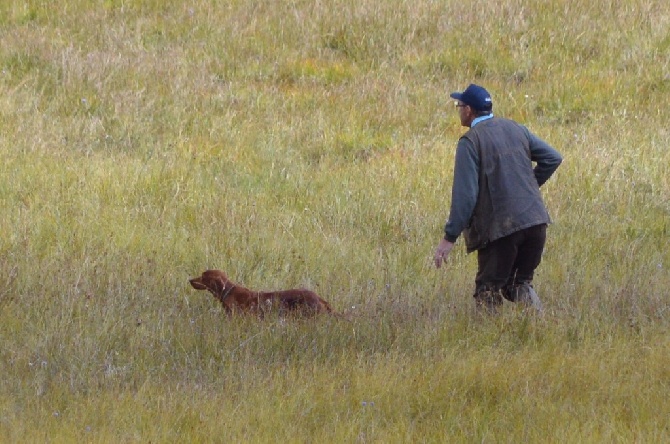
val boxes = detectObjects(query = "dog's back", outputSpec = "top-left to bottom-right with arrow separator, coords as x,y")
263,289 -> 332,314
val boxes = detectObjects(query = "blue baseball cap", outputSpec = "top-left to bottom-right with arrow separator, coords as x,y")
450,84 -> 493,111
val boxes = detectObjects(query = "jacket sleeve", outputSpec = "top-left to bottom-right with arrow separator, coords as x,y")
444,138 -> 479,242
522,126 -> 563,187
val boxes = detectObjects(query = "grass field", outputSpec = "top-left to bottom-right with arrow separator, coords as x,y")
1,0 -> 669,442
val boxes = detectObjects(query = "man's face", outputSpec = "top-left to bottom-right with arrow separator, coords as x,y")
455,101 -> 475,127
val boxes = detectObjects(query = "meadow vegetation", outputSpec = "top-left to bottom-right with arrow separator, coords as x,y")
0,0 -> 669,441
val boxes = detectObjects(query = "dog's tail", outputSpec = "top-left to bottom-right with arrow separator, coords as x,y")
329,311 -> 353,322
320,298 -> 353,322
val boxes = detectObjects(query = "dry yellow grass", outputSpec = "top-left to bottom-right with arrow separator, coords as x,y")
0,0 -> 669,442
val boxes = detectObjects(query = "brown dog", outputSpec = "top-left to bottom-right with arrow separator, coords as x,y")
189,270 -> 333,316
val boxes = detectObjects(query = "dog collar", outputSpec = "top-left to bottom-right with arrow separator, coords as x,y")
220,284 -> 235,302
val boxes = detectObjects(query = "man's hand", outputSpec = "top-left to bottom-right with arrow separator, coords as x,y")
434,239 -> 454,269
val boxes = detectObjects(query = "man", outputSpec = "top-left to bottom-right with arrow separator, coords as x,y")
434,84 -> 562,313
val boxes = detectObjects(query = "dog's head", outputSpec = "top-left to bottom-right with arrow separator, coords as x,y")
189,270 -> 230,296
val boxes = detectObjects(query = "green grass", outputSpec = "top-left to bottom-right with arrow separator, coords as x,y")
1,0 -> 669,442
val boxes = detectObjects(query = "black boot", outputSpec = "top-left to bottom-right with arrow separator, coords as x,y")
473,290 -> 503,315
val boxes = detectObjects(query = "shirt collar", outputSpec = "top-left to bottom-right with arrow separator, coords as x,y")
471,113 -> 494,127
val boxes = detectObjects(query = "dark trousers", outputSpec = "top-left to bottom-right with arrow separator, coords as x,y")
475,224 -> 547,297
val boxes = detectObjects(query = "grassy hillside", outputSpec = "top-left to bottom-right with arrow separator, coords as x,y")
1,0 -> 669,442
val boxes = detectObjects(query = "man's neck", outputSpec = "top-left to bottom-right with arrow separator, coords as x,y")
470,114 -> 494,128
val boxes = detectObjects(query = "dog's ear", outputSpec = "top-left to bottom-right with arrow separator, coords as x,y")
202,270 -> 228,293
212,275 -> 227,293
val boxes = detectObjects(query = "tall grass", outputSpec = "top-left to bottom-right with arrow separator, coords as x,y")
1,0 -> 669,442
